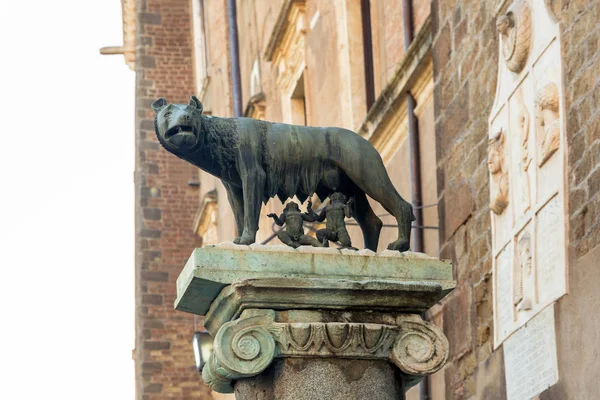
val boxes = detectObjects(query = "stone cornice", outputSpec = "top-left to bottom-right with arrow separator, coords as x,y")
202,278 -> 450,334
100,0 -> 136,69
264,0 -> 306,62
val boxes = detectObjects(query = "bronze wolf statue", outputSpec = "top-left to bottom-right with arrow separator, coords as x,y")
151,95 -> 415,251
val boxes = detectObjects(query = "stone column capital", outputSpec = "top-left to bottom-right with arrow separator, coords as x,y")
202,309 -> 449,393
202,311 -> 277,393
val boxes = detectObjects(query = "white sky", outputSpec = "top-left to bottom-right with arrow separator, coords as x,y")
0,1 -> 135,398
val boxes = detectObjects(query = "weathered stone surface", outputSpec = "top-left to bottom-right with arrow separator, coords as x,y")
471,348 -> 507,400
444,284 -> 473,360
175,245 -> 454,315
202,278 -> 449,333
542,244 -> 600,397
235,359 -> 404,400
442,180 -> 474,241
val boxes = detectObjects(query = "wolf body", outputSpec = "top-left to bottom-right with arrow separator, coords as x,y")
152,96 -> 414,251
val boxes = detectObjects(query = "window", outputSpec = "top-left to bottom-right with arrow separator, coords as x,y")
290,74 -> 307,126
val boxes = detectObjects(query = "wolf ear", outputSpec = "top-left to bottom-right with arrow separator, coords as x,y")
151,98 -> 168,113
189,95 -> 203,113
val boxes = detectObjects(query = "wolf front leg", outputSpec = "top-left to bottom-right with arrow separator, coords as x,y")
224,182 -> 244,238
234,154 -> 266,245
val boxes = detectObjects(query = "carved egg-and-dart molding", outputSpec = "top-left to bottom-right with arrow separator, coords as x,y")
202,310 -> 450,393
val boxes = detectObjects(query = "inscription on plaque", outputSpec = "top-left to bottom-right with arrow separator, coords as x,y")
536,196 -> 566,304
504,305 -> 559,400
490,0 -> 567,347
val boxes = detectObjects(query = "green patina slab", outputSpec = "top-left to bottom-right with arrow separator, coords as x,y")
175,243 -> 454,320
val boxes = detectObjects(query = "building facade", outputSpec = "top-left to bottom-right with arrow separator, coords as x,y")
112,0 -> 600,398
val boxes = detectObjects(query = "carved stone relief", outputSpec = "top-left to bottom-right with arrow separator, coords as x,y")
519,97 -> 531,212
510,84 -> 532,215
496,0 -> 532,73
535,82 -> 560,166
490,0 -> 567,348
488,129 -> 510,215
533,40 -> 562,202
490,107 -> 513,252
514,230 -> 533,311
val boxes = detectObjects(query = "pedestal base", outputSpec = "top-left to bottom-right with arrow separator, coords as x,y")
235,359 -> 405,400
175,245 -> 455,397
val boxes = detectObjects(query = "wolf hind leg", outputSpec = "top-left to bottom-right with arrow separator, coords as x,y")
342,165 -> 414,251
351,190 -> 383,251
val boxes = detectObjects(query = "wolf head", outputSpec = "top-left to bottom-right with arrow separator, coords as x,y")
152,96 -> 203,154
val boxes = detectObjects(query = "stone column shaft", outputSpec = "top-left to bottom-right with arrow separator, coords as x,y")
236,359 -> 405,400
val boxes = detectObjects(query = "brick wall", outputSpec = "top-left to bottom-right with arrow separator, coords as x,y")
431,0 -> 600,398
133,0 -> 210,398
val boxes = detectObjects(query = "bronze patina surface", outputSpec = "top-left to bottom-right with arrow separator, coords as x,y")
152,96 -> 415,251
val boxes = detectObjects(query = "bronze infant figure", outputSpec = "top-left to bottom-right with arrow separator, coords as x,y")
267,201 -> 324,248
307,193 -> 356,250
152,95 -> 415,251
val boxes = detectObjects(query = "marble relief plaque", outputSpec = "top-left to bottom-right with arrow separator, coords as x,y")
489,0 -> 567,347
